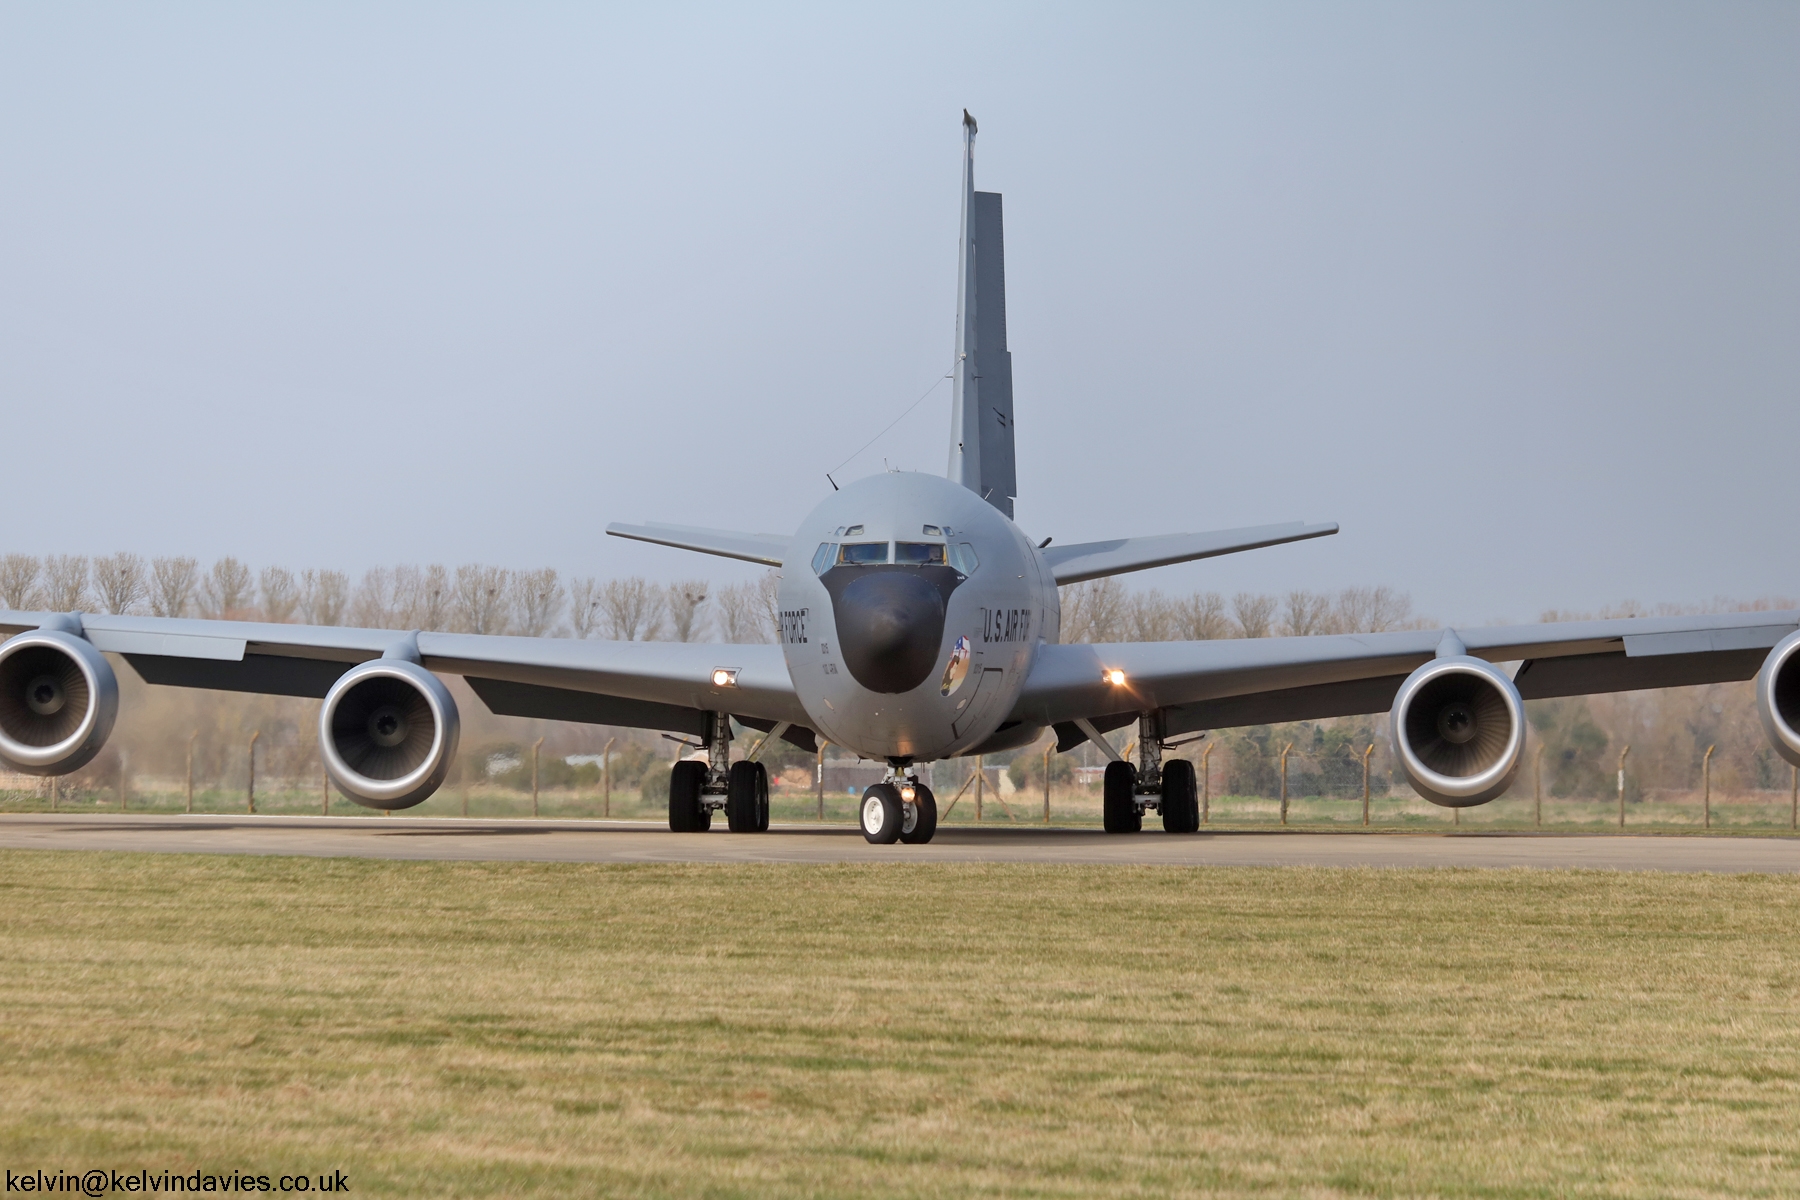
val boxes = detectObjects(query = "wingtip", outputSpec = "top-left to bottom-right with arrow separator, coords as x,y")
963,108 -> 977,133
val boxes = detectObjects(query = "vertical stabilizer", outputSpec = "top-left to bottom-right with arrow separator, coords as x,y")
947,111 -> 1017,519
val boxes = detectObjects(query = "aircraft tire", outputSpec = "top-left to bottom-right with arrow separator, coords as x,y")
726,761 -> 765,833
860,783 -> 905,844
669,760 -> 711,832
1102,761 -> 1142,833
900,783 -> 937,844
1160,759 -> 1200,833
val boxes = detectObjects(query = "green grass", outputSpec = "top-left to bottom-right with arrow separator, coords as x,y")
4,854 -> 1800,1196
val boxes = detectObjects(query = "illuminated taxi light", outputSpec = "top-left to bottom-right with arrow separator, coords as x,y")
1105,669 -> 1127,686
900,784 -> 917,803
711,668 -> 739,688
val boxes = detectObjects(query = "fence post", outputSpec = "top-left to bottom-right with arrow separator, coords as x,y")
1362,743 -> 1374,827
532,737 -> 544,818
1279,742 -> 1291,826
1703,744 -> 1715,829
323,760 -> 330,816
1201,743 -> 1213,825
118,752 -> 128,812
1534,743 -> 1544,829
976,755 -> 984,822
186,731 -> 197,814
247,730 -> 259,814
50,777 -> 57,812
1042,742 -> 1052,824
816,741 -> 827,820
1617,745 -> 1629,829
603,737 -> 616,819
1792,764 -> 1797,832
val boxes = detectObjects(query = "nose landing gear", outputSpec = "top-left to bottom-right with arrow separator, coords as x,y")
1098,714 -> 1203,834
860,767 -> 938,845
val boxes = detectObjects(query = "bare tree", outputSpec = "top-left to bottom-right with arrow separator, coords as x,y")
200,556 -> 253,619
1173,591 -> 1231,640
259,566 -> 301,623
399,564 -> 452,631
567,577 -> 601,639
42,555 -> 90,611
350,567 -> 402,628
665,580 -> 709,642
599,577 -> 663,641
512,568 -> 565,637
151,556 -> 199,617
1127,589 -> 1178,642
1279,590 -> 1334,637
1232,592 -> 1277,639
712,580 -> 770,643
453,565 -> 511,635
0,554 -> 40,609
756,571 -> 782,642
301,569 -> 349,626
1059,577 -> 1128,643
1335,585 -> 1416,633
92,552 -> 148,615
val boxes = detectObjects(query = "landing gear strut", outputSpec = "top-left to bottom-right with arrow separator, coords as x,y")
1100,713 -> 1202,834
669,711 -> 770,833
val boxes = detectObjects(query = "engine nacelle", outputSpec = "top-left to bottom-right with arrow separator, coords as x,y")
320,659 -> 459,810
1757,630 -> 1800,769
0,630 -> 119,776
1389,656 -> 1524,808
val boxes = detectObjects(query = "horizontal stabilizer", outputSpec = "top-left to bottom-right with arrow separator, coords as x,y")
1042,521 -> 1339,585
605,522 -> 788,567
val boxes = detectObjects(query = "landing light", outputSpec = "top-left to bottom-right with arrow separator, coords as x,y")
900,783 -> 917,803
1105,669 -> 1127,687
711,668 -> 739,688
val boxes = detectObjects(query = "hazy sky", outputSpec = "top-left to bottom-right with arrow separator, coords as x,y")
2,3 -> 1795,626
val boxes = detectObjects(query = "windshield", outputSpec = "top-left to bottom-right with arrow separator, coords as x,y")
837,542 -> 890,566
894,542 -> 947,566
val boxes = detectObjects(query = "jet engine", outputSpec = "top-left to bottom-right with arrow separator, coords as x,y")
1757,630 -> 1800,769
1389,656 -> 1524,807
319,659 -> 460,810
0,630 -> 120,776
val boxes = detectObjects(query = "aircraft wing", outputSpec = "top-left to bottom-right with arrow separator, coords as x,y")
604,522 -> 790,567
0,610 -> 813,747
1012,608 -> 1800,749
1042,522 -> 1339,585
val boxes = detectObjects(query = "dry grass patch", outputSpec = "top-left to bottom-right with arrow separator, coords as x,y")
2,853 -> 1800,1196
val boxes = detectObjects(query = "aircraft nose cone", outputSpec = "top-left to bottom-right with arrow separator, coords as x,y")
835,571 -> 947,694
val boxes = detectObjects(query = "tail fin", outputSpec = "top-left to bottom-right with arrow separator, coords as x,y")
947,111 -> 1017,519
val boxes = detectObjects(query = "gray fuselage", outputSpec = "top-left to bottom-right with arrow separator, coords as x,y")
777,472 -> 1059,763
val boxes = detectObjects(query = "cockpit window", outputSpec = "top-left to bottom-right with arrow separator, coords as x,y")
921,524 -> 942,536
811,543 -> 836,575
837,542 -> 890,566
894,542 -> 947,566
948,542 -> 979,575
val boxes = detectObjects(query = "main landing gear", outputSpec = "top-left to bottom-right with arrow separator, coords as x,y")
668,712 -> 770,833
1102,714 -> 1201,834
860,768 -> 937,845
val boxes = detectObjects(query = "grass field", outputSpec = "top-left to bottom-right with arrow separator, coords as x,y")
4,853 -> 1800,1197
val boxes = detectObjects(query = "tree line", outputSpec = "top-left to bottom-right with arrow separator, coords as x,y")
0,552 -> 1446,646
0,554 -> 780,643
